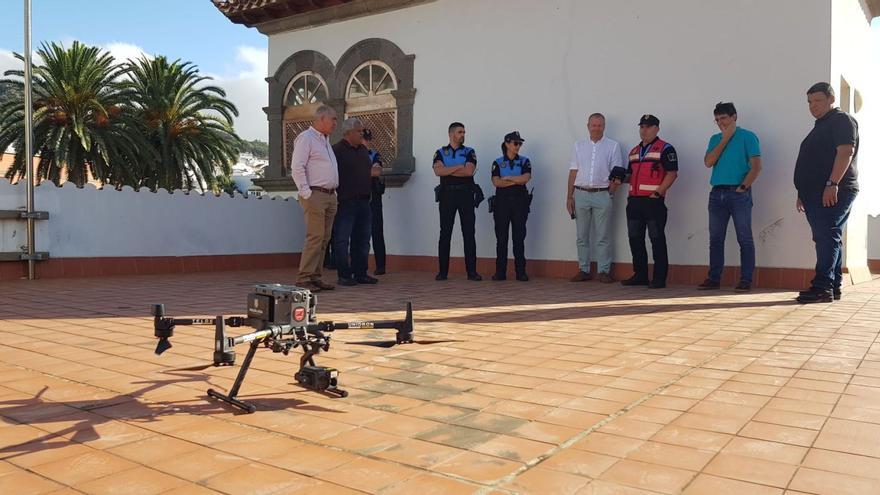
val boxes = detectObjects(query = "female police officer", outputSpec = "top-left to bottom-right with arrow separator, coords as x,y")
491,131 -> 532,281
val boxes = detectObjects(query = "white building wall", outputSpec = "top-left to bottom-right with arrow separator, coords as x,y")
0,181 -> 304,258
270,0 -> 835,269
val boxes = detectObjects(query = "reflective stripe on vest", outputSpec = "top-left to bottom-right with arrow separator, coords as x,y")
628,139 -> 669,197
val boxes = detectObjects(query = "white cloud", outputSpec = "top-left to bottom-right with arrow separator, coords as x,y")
210,46 -> 268,142
0,48 -> 21,77
102,42 -> 151,64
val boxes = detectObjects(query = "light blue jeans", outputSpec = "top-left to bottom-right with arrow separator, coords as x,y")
574,189 -> 613,274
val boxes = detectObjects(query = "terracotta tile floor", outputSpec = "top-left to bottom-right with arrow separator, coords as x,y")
1,269 -> 879,494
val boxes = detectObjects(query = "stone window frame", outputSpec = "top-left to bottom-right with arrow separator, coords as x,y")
264,39 -> 415,188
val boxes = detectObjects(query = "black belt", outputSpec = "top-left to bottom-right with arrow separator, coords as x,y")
712,185 -> 740,190
442,184 -> 473,191
574,186 -> 609,192
311,186 -> 336,194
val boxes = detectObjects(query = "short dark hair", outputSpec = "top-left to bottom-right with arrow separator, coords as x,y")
448,122 -> 464,133
713,102 -> 737,117
807,82 -> 834,98
588,113 -> 605,122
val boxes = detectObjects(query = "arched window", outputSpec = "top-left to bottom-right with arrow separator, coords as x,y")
345,61 -> 398,166
282,72 -> 329,174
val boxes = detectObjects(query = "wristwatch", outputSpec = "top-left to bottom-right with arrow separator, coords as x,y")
825,180 -> 839,187
738,184 -> 750,190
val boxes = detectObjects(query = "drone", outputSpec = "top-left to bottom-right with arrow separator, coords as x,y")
151,283 -> 419,413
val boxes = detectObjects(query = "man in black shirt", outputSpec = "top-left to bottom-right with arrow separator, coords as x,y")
433,122 -> 481,281
331,118 -> 378,286
794,82 -> 859,304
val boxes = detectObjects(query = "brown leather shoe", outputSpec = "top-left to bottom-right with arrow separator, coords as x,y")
296,281 -> 322,293
570,271 -> 592,282
312,279 -> 335,291
598,273 -> 615,284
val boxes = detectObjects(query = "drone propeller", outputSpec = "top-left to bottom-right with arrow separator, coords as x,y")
346,339 -> 460,348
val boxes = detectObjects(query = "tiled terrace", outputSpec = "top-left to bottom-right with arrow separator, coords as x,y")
1,270 -> 879,494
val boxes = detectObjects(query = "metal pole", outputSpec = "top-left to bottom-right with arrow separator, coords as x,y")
23,0 -> 35,280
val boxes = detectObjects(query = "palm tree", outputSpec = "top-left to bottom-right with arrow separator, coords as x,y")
0,41 -> 147,186
124,56 -> 240,191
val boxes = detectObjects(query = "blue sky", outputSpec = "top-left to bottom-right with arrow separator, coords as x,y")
0,0 -> 265,76
0,0 -> 269,140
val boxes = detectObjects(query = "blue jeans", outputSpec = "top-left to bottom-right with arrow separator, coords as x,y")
707,188 -> 755,283
802,188 -> 856,291
332,199 -> 372,280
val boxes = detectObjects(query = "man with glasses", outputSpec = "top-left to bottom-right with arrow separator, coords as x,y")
697,102 -> 762,292
566,113 -> 624,284
491,131 -> 532,281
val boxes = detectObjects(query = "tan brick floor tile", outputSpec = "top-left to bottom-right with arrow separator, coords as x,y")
502,466 -> 591,495
511,421 -> 581,444
29,450 -> 137,486
317,456 -> 419,493
367,414 -> 439,437
576,479 -> 665,494
483,400 -> 555,421
540,448 -> 618,477
152,448 -> 248,481
472,434 -> 553,462
203,462 -> 323,495
802,448 -> 880,480
720,436 -> 807,464
572,431 -> 644,457
752,408 -> 827,430
381,473 -> 480,495
263,444 -> 359,476
598,418 -> 665,440
4,440 -> 95,469
703,452 -> 797,487
598,459 -> 696,494
738,421 -> 818,447
0,468 -> 63,494
681,473 -> 783,495
159,484 -> 224,495
766,397 -> 834,416
374,438 -> 463,468
626,441 -> 715,471
788,467 -> 880,495
650,425 -> 732,452
562,397 -> 627,415
76,466 -> 187,494
813,418 -> 880,457
416,424 -> 498,449
434,451 -> 522,484
323,426 -> 403,455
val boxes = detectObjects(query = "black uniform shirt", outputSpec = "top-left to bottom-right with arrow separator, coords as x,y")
794,108 -> 859,197
333,139 -> 372,201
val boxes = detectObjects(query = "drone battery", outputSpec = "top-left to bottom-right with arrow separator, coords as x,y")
247,293 -> 274,321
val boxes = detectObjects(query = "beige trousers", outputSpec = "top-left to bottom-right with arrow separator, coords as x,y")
297,190 -> 337,282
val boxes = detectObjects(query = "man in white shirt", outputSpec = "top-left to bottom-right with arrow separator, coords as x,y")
290,105 -> 339,292
566,113 -> 624,283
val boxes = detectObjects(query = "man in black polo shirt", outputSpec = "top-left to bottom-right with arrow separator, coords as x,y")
331,118 -> 378,286
794,82 -> 859,303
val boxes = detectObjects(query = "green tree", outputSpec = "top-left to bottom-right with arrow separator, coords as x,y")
124,56 -> 240,191
238,138 -> 268,159
0,41 -> 147,186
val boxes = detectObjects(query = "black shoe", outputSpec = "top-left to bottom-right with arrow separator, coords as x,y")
467,273 -> 483,282
697,278 -> 720,290
374,267 -> 386,276
516,273 -> 529,282
491,273 -> 506,281
798,286 -> 841,299
648,280 -> 666,289
435,273 -> 448,281
337,277 -> 357,287
355,275 -> 378,284
796,288 -> 833,304
621,276 -> 649,286
734,281 -> 751,292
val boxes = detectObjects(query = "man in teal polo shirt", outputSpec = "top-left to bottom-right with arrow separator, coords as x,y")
698,102 -> 762,291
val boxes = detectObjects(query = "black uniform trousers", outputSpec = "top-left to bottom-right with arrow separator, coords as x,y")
626,196 -> 669,283
370,194 -> 386,271
438,186 -> 477,276
493,192 -> 529,276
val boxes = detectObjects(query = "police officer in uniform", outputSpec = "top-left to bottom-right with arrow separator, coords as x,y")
433,122 -> 481,281
491,131 -> 531,281
364,130 -> 387,275
615,115 -> 679,289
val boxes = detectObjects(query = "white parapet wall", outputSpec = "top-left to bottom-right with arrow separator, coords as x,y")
0,180 -> 304,259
